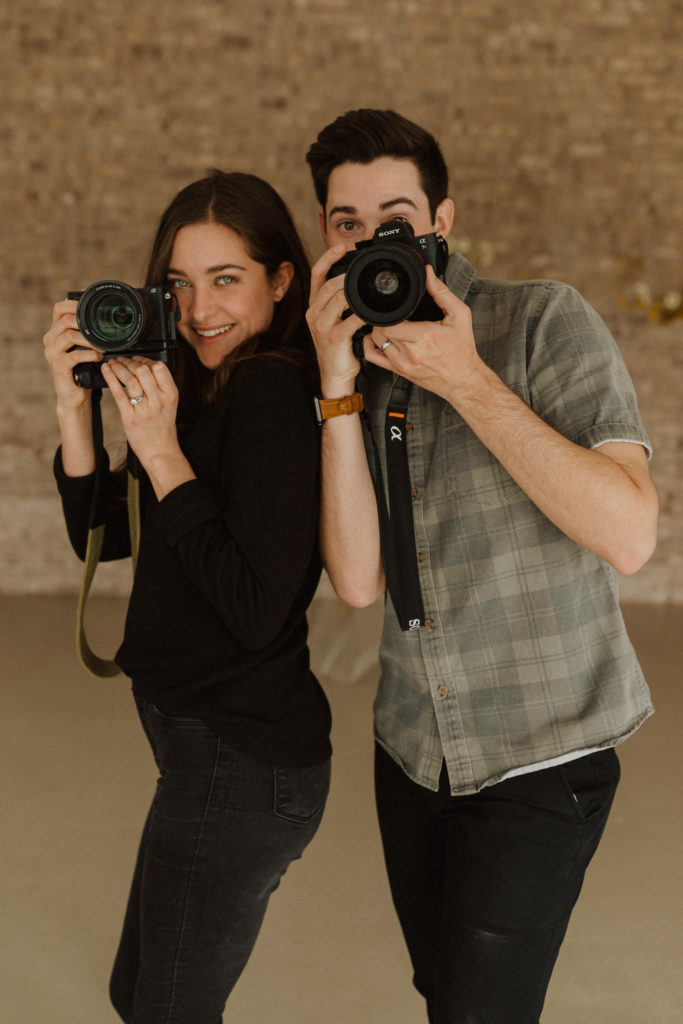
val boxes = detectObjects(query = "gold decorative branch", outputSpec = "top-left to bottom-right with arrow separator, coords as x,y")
623,283 -> 683,325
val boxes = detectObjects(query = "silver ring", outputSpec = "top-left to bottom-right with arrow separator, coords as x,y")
380,339 -> 392,352
129,394 -> 144,406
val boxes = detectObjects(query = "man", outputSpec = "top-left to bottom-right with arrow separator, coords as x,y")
305,109 -> 658,1023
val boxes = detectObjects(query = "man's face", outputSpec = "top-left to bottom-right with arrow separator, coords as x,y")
320,156 -> 454,252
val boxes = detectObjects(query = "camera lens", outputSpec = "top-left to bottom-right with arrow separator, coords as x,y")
345,246 -> 426,326
374,269 -> 401,296
357,259 -> 412,314
76,281 -> 146,351
91,295 -> 136,340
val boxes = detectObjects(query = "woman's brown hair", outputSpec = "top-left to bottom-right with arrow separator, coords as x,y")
144,170 -> 315,404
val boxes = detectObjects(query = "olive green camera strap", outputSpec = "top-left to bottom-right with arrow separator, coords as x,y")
76,391 -> 140,678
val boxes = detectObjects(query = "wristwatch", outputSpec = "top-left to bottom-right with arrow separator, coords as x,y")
314,392 -> 364,425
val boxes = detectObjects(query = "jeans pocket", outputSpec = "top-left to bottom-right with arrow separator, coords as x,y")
147,702 -> 209,729
558,748 -> 621,823
273,759 -> 331,824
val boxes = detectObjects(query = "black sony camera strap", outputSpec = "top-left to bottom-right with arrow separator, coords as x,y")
360,367 -> 425,631
383,378 -> 426,630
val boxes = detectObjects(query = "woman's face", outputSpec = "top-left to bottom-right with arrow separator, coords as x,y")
167,221 -> 293,370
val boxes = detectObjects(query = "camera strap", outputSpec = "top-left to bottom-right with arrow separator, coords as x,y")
361,369 -> 425,631
76,390 -> 140,679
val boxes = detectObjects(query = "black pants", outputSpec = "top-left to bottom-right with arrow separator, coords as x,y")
374,743 -> 620,1024
109,699 -> 330,1023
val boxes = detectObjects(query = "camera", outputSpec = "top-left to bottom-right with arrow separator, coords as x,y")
327,219 -> 449,327
68,280 -> 179,388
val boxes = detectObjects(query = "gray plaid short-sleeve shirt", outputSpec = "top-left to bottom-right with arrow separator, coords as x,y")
360,253 -> 653,796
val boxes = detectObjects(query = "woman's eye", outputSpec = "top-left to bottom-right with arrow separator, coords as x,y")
217,275 -> 236,285
168,279 -> 190,289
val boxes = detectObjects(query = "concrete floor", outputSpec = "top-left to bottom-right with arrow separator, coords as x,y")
1,594 -> 681,1023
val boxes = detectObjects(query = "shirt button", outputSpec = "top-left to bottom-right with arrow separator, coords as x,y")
417,552 -> 424,563
437,684 -> 449,697
424,618 -> 434,631
411,486 -> 419,498
406,422 -> 414,433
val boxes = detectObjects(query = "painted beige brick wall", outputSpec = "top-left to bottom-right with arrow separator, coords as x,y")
2,0 -> 681,600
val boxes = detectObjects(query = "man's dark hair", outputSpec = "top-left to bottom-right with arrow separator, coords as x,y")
306,109 -> 449,220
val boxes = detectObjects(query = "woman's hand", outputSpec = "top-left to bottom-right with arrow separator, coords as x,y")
100,356 -> 179,461
43,299 -> 102,412
43,299 -> 103,475
101,356 -> 196,500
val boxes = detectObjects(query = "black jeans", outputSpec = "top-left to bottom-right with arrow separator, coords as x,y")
109,699 -> 330,1024
375,743 -> 620,1024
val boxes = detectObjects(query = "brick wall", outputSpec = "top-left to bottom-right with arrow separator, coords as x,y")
1,0 -> 681,600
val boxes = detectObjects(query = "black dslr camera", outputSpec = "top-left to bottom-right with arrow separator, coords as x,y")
327,219 -> 449,328
68,280 -> 179,388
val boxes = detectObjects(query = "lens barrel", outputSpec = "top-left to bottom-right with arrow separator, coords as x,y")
344,244 -> 427,326
75,280 -> 149,351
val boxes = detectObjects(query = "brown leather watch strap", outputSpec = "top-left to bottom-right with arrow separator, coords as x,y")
314,392 -> 364,424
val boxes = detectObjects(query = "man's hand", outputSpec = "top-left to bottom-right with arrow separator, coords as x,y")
361,267 -> 658,575
306,245 -> 367,397
363,266 -> 485,401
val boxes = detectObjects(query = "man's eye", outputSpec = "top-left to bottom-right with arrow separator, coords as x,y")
338,221 -> 357,233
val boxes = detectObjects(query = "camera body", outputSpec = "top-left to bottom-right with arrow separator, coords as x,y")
68,280 -> 179,388
327,219 -> 449,328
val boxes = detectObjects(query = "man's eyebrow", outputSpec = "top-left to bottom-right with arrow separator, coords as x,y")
327,197 -> 419,218
380,196 -> 418,211
327,205 -> 358,218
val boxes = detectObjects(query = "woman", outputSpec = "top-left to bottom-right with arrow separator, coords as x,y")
43,171 -> 331,1023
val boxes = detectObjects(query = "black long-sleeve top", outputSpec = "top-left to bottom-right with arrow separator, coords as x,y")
55,356 -> 331,767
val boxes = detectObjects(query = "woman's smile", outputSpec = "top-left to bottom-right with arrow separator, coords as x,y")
195,324 -> 235,339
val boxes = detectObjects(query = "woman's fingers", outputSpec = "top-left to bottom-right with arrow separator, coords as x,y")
100,357 -> 180,474
100,360 -> 136,410
106,357 -> 143,392
43,301 -> 104,406
101,357 -> 178,415
128,357 -> 176,394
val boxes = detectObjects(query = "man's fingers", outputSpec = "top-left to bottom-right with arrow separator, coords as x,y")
309,244 -> 347,300
363,331 -> 395,370
425,266 -> 468,324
